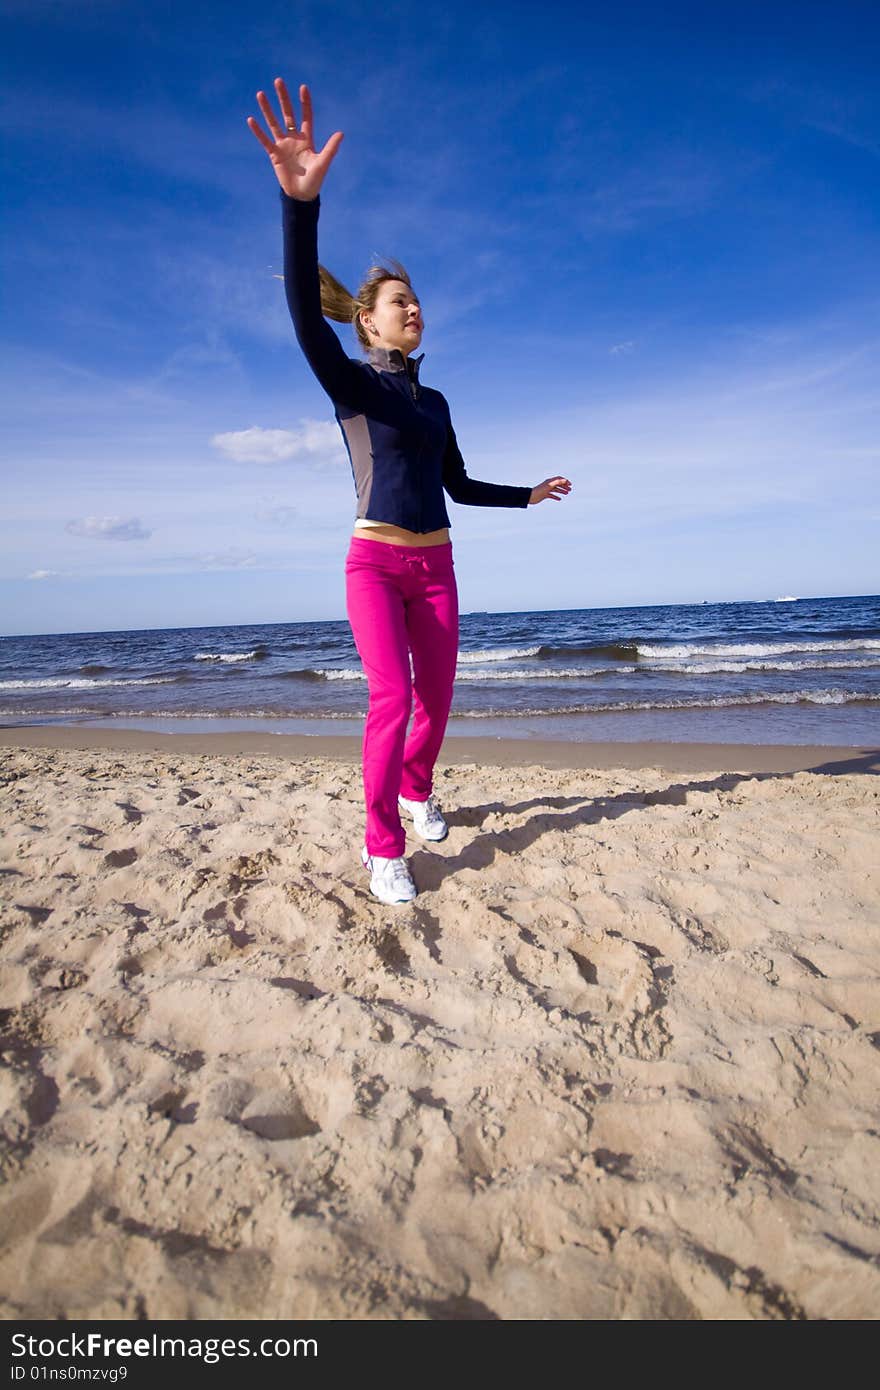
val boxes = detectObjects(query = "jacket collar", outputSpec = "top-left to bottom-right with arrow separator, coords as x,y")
366,346 -> 425,380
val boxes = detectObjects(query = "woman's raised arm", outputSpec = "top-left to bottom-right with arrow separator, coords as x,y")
248,80 -> 363,406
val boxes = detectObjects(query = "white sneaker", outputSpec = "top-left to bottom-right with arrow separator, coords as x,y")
361,844 -> 417,904
398,793 -> 448,842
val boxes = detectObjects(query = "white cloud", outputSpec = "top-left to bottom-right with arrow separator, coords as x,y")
610,341 -> 636,356
576,158 -> 724,235
64,516 -> 151,540
253,504 -> 299,528
745,77 -> 880,159
211,420 -> 344,465
27,569 -> 61,580
193,550 -> 258,571
153,338 -> 243,383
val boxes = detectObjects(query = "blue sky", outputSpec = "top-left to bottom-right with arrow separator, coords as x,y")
3,0 -> 879,636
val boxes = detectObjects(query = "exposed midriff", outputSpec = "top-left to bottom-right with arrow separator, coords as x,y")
352,520 -> 451,547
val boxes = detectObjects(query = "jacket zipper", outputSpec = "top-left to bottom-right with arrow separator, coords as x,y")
405,364 -> 423,529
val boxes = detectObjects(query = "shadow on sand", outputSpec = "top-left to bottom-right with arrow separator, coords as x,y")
413,747 -> 880,889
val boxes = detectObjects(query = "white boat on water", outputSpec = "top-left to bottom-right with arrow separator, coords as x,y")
774,595 -> 799,602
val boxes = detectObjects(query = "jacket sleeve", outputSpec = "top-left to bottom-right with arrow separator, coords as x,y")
280,189 -> 364,407
442,420 -> 532,510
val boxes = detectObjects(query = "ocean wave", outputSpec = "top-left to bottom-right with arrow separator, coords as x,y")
236,655 -> 879,682
278,662 -> 641,682
635,639 -> 880,659
456,646 -> 542,663
536,642 -> 642,661
0,676 -> 180,690
276,668 -> 344,682
448,689 -> 880,716
645,657 -> 880,674
193,647 -> 269,662
455,665 -> 639,681
0,707 -> 362,720
505,637 -> 880,663
2,688 -> 876,723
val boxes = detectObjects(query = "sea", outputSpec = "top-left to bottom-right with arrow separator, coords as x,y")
1,593 -> 878,746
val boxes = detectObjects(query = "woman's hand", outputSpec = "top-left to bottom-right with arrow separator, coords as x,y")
529,476 -> 572,504
247,79 -> 344,201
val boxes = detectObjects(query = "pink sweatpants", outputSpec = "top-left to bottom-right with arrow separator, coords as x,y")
344,536 -> 459,857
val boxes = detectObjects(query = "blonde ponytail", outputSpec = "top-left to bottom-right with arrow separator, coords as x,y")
318,257 -> 414,351
318,265 -> 359,325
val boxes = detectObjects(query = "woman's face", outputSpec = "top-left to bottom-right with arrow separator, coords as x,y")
362,280 -> 423,356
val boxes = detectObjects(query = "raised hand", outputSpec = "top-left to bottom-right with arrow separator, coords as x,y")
247,79 -> 344,201
529,476 -> 573,504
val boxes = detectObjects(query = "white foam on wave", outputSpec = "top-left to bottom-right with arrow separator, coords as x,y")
456,646 -> 542,664
4,687 -> 875,724
455,665 -> 638,681
309,656 -> 876,681
636,639 -> 880,659
310,656 -> 593,681
651,657 -> 880,675
451,688 -> 880,716
0,707 -> 362,720
194,649 -> 264,662
0,676 -> 177,690
313,668 -> 364,681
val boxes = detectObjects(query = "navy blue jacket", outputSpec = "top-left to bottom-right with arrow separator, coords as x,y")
281,190 -> 532,531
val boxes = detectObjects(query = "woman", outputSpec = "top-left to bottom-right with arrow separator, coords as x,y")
248,79 -> 571,906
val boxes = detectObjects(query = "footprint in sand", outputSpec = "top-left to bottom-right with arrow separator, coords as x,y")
143,1087 -> 197,1125
208,1075 -> 322,1142
503,930 -> 674,1060
14,904 -> 52,926
103,848 -> 138,869
367,923 -> 412,976
221,851 -> 280,894
269,978 -> 327,1002
41,965 -> 87,991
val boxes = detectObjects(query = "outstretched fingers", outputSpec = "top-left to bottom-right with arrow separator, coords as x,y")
247,115 -> 276,155
256,89 -> 284,142
299,83 -> 313,145
274,77 -> 297,133
318,128 -> 345,167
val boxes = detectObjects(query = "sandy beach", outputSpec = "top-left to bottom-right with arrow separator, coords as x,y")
1,727 -> 878,1320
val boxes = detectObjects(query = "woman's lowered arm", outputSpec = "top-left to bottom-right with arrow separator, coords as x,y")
442,422 -> 572,508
